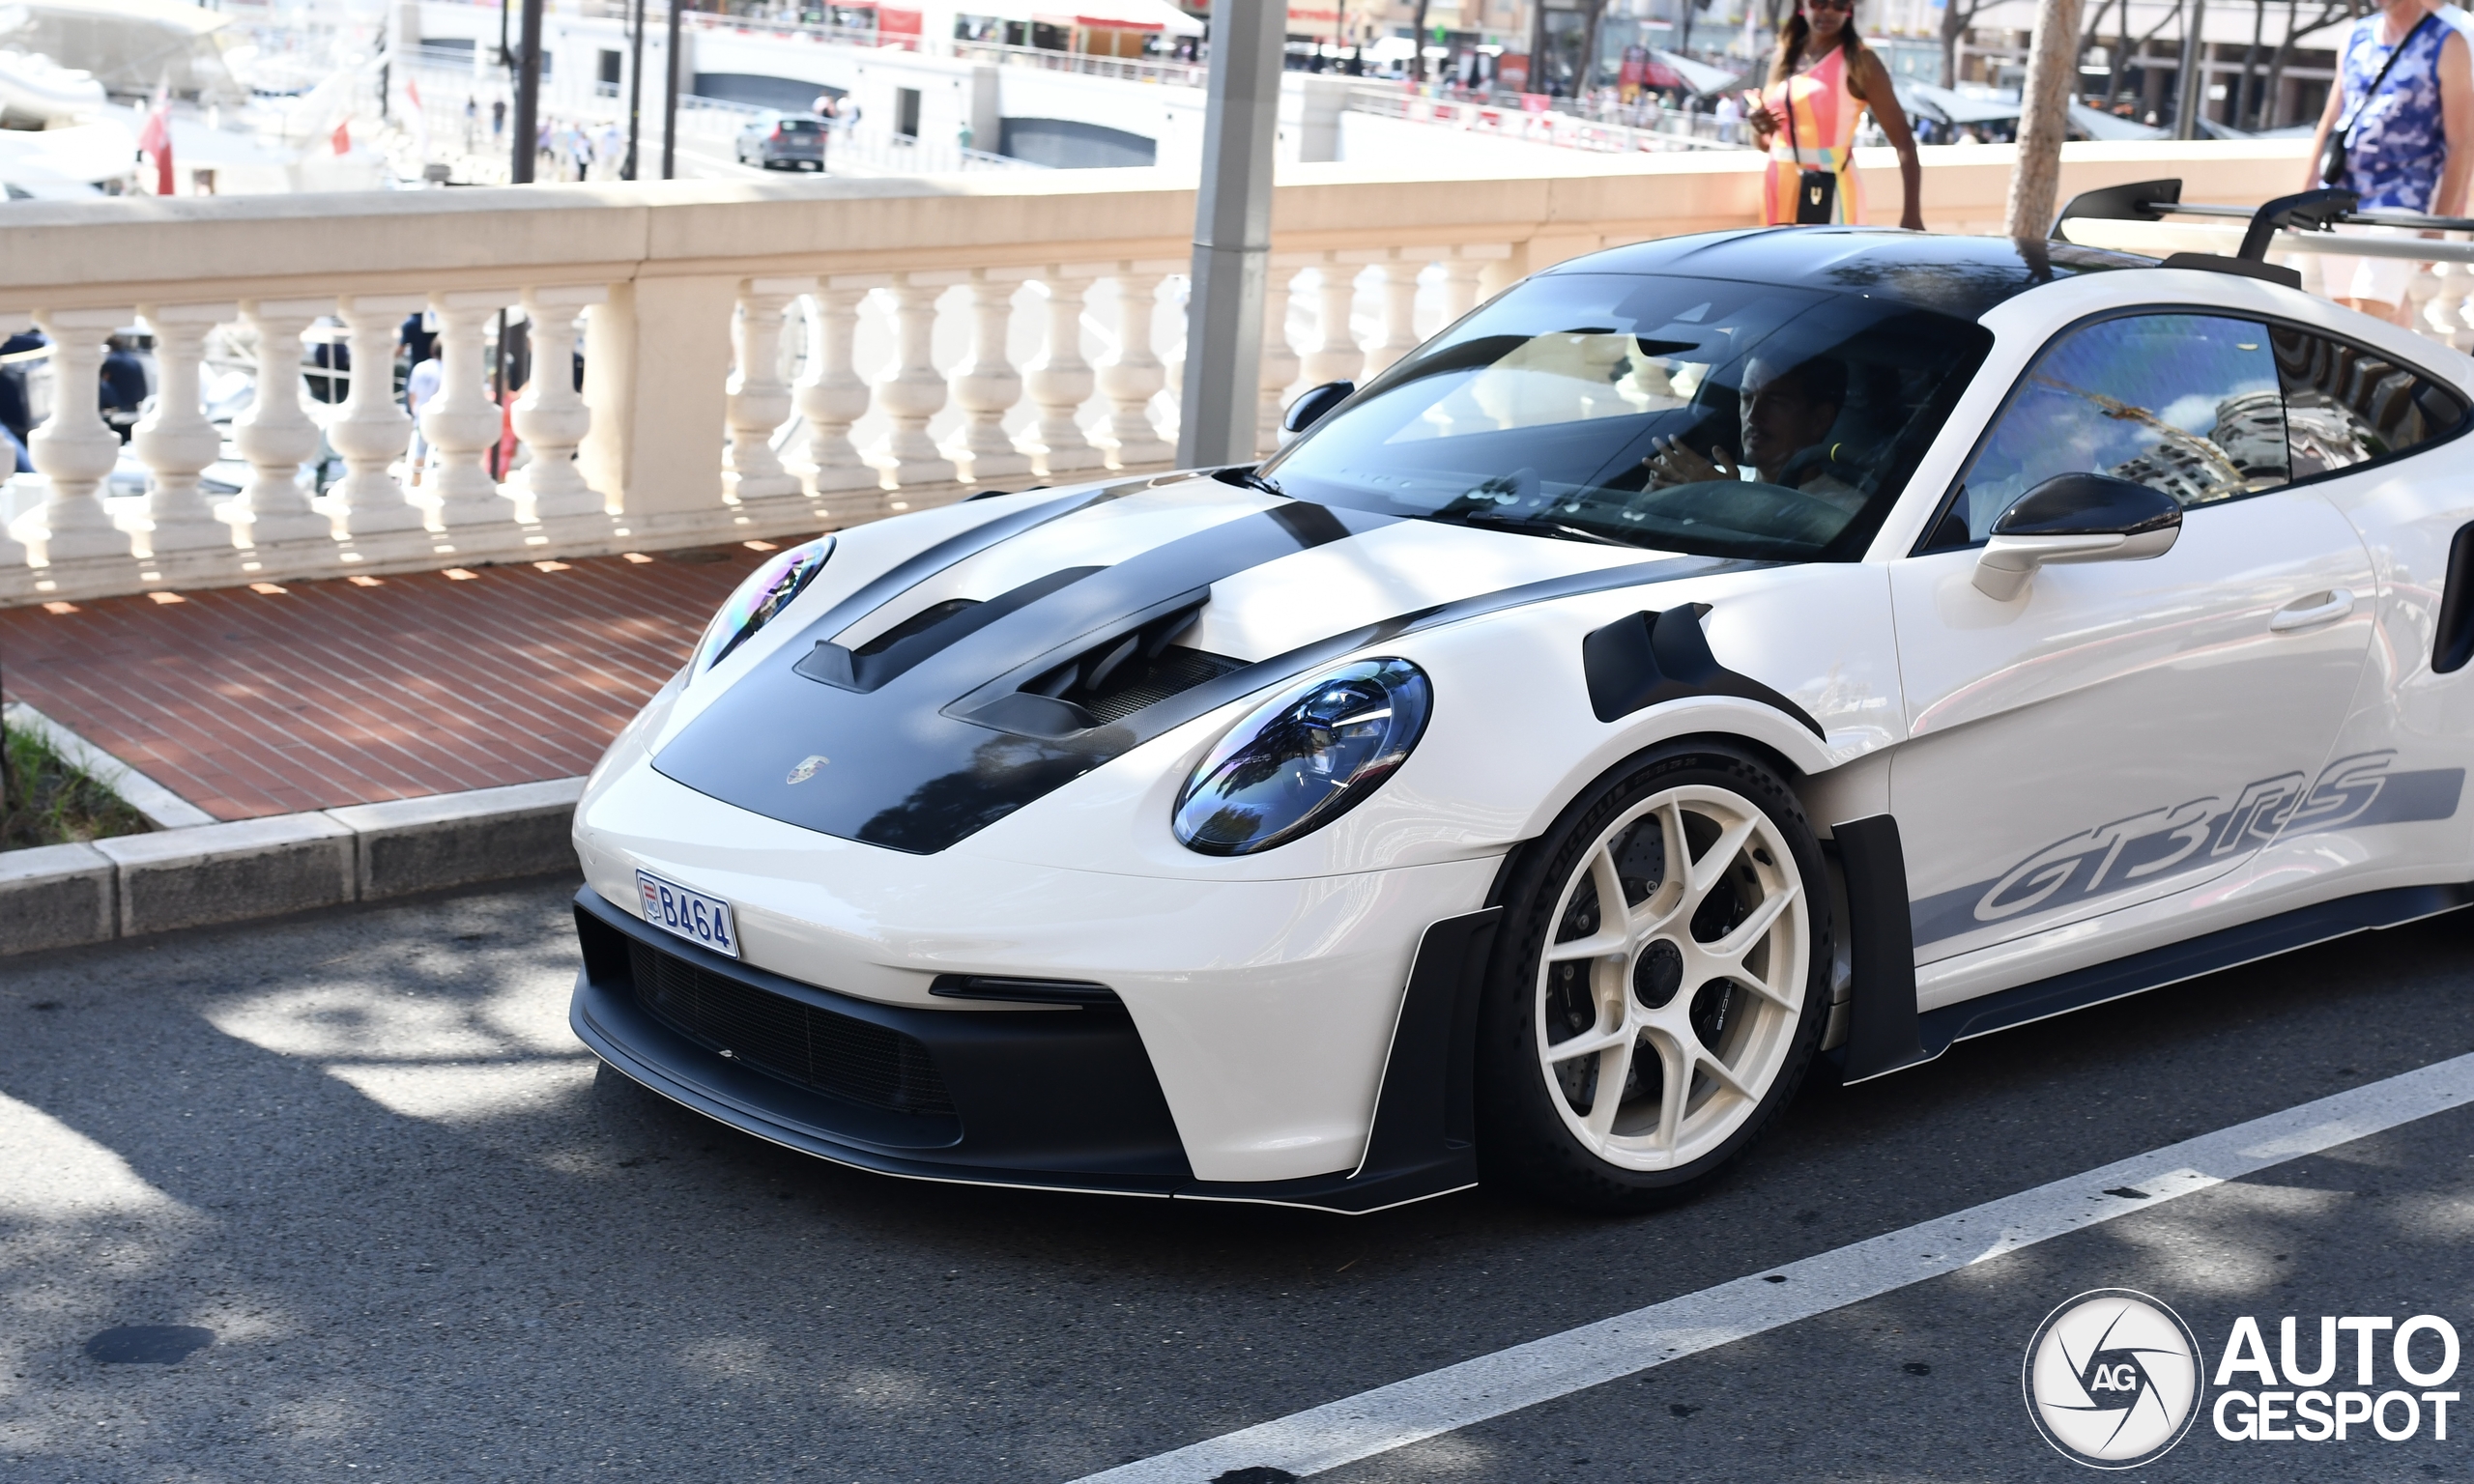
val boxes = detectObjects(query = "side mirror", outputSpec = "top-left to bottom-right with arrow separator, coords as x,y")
1971,472 -> 2182,600
1282,380 -> 1353,436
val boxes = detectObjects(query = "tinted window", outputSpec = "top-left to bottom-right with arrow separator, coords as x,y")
1931,314 -> 2287,550
1258,271 -> 1992,561
2274,326 -> 2469,474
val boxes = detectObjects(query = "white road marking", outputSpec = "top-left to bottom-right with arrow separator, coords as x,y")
1078,1050 -> 2474,1483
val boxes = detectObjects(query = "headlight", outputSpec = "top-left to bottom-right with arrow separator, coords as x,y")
694,536 -> 834,673
1172,658 -> 1432,856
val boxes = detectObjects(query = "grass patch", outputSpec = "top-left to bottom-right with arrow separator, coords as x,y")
2,718 -> 153,850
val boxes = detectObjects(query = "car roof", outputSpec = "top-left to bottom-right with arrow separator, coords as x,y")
1546,228 -> 2156,323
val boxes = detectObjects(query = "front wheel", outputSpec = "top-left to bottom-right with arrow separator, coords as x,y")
1478,743 -> 1830,1213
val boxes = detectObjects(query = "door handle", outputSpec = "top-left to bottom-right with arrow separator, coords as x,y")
2269,588 -> 2357,632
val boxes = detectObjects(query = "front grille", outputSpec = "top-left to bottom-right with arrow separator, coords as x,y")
625,940 -> 957,1116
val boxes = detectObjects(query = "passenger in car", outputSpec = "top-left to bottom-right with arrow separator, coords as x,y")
1638,355 -> 1863,506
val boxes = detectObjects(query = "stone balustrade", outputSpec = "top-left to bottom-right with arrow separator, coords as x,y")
0,139 -> 2316,606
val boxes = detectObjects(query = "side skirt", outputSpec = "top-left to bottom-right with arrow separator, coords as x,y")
1913,881 -> 2474,1059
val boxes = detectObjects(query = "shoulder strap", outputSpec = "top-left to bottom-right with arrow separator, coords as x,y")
2345,13 -> 2437,139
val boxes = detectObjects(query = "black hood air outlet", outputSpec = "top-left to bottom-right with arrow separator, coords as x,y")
956,593 -> 1245,740
798,566 -> 1104,693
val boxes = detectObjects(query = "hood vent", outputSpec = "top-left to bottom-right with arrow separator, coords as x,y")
959,598 -> 1243,739
797,566 -> 1104,693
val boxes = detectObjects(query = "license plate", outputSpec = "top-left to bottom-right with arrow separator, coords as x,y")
635,869 -> 741,959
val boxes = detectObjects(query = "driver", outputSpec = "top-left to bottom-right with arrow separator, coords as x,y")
1640,355 -> 1860,508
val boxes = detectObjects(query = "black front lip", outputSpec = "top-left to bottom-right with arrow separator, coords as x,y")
567,887 -> 1497,1213
570,887 -> 1193,1191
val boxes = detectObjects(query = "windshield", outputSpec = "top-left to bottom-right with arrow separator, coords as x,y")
1257,271 -> 1994,559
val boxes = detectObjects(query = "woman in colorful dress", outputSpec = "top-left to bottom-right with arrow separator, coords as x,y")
2304,0 -> 2473,325
1746,0 -> 1923,231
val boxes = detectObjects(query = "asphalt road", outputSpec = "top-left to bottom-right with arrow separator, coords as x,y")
6,875 -> 2474,1482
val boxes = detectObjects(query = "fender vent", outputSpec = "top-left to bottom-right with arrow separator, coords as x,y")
2438,521 -> 2474,674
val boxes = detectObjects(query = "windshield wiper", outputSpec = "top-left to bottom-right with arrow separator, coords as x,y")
1215,466 -> 1286,498
1428,508 -> 1634,547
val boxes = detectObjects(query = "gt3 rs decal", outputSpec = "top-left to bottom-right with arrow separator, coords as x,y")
1909,753 -> 2466,949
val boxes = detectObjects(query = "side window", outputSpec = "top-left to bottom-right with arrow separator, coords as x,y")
1925,314 -> 2287,551
2274,326 -> 2470,475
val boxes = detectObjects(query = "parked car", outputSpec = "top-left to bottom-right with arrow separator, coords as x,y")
567,191 -> 2474,1214
735,113 -> 824,171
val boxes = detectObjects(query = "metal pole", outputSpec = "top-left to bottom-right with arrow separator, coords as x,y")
624,0 -> 647,179
510,0 -> 544,183
2173,0 -> 2206,138
662,0 -> 684,180
1175,0 -> 1284,470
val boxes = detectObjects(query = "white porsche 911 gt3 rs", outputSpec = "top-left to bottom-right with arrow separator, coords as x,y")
567,186 -> 2474,1213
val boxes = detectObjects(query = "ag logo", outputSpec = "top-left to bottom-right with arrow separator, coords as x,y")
2024,1289 -> 2203,1469
785,755 -> 829,785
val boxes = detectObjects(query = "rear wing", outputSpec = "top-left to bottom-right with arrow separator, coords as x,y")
2050,178 -> 2474,289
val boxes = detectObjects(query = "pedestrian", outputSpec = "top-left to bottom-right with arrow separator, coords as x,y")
2306,0 -> 2474,325
491,97 -> 506,139
0,328 -> 42,452
1745,0 -> 1923,228
1714,89 -> 1742,144
99,332 -> 147,442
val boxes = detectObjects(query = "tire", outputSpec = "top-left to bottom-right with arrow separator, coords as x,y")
1477,741 -> 1831,1213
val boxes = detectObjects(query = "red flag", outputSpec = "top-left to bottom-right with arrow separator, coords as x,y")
135,97 -> 173,194
331,119 -> 350,155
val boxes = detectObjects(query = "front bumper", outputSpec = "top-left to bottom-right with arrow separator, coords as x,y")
569,887 -> 1500,1213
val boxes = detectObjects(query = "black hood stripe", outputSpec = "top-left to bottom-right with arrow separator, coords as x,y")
655,494 -> 1762,854
803,480 -> 1148,651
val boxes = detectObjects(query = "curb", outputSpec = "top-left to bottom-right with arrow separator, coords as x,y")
1,777 -> 587,956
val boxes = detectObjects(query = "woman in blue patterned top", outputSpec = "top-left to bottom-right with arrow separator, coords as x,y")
2305,0 -> 2473,324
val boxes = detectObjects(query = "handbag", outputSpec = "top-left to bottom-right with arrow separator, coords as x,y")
1786,79 -> 1837,224
2321,14 -> 2434,186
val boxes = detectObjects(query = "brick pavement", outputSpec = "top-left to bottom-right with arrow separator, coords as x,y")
0,545 -> 783,821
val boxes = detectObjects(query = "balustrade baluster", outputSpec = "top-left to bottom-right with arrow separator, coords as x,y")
869,271 -> 966,493
129,300 -> 242,584
1019,268 -> 1103,477
1362,256 -> 1425,378
19,307 -> 135,592
512,284 -> 612,535
229,299 -> 341,565
1095,264 -> 1176,469
1257,261 -> 1306,455
725,276 -> 815,516
419,289 -> 524,542
325,293 -> 433,558
944,269 -> 1034,484
797,280 -> 884,507
1303,256 -> 1366,390
2407,260 -> 2446,347
1437,254 -> 1486,323
2455,241 -> 2474,352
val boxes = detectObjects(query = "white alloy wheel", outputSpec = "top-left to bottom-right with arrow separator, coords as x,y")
1532,782 -> 1809,1171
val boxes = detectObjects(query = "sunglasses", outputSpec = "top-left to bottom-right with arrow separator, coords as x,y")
1804,0 -> 1854,10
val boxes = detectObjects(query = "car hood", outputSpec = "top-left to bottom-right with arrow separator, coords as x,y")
651,474 -> 1750,853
